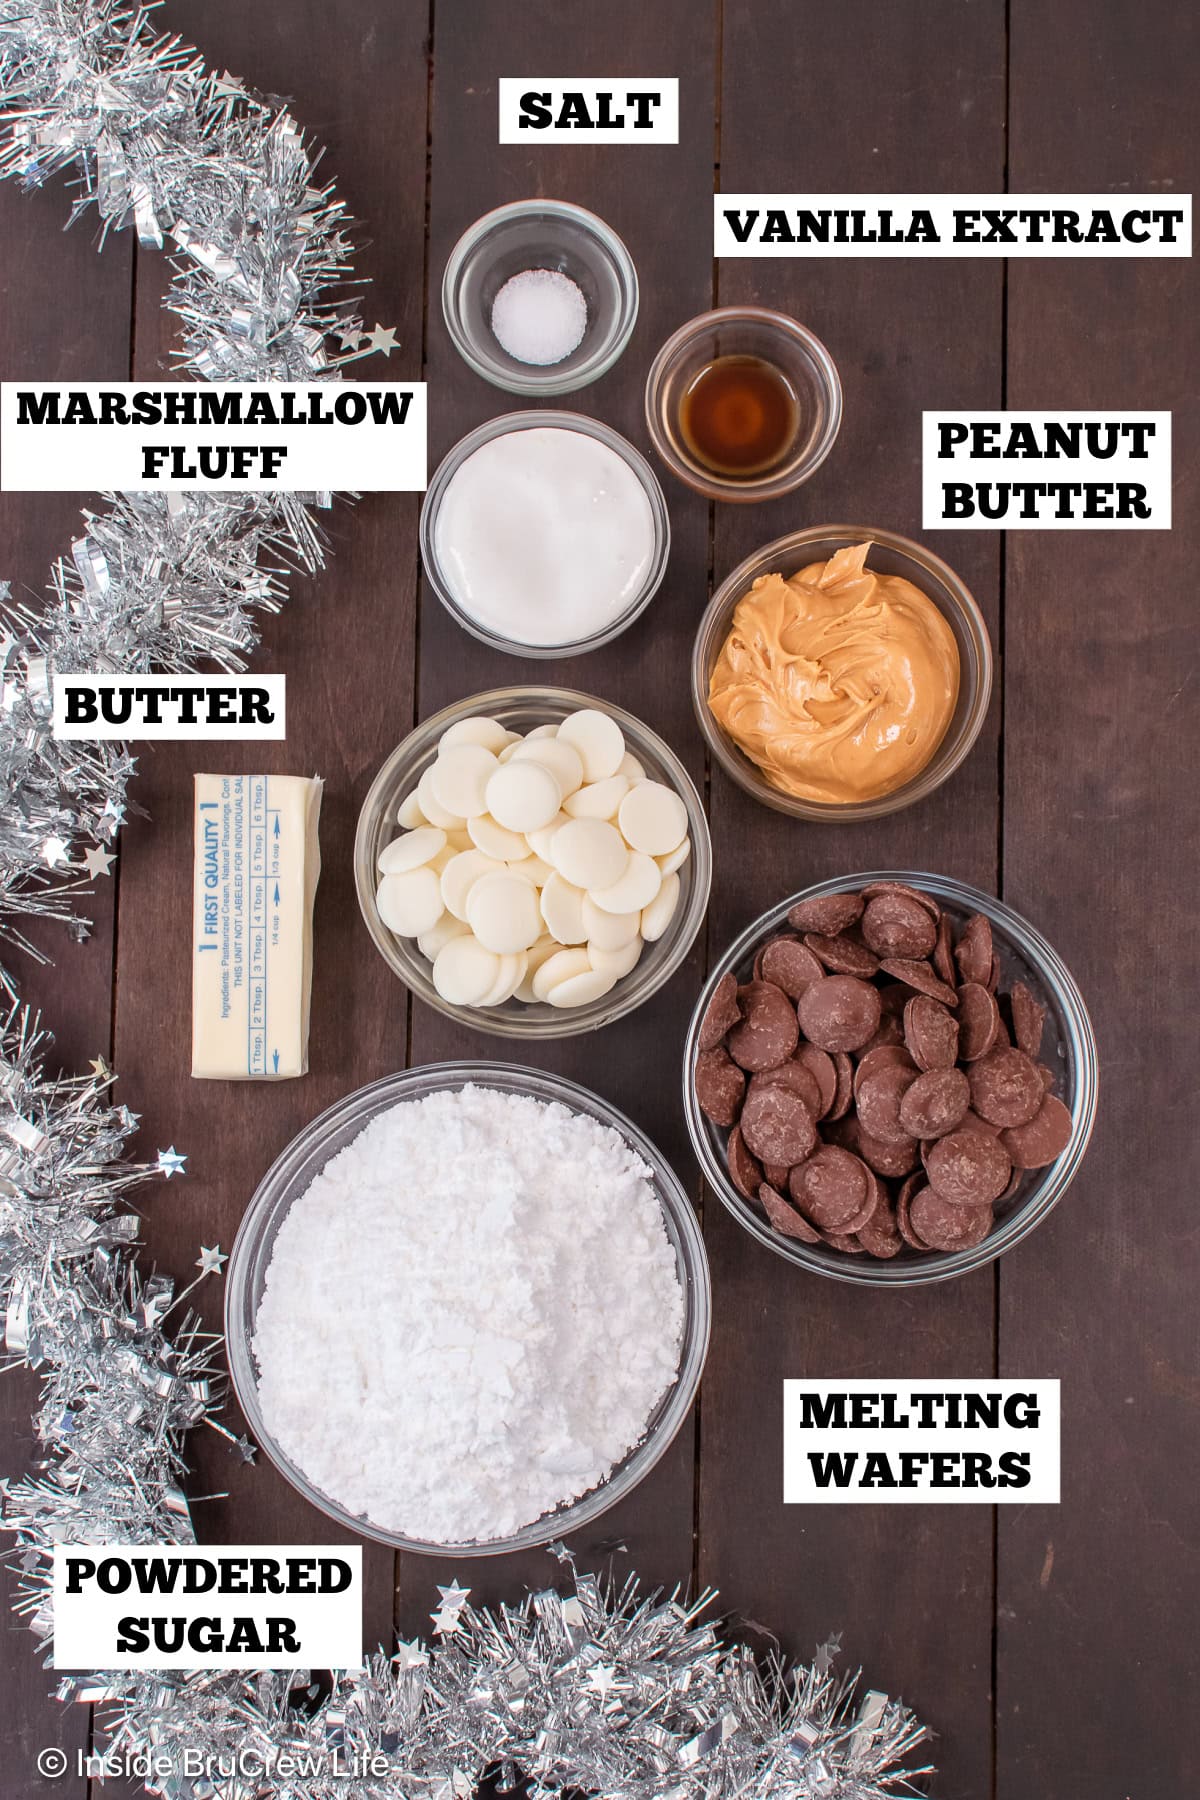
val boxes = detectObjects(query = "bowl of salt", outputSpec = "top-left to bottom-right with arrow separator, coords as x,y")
441,197 -> 639,395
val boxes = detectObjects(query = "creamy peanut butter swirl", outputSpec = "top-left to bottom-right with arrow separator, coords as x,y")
708,542 -> 960,804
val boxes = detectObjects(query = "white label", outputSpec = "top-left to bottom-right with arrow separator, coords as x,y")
783,1379 -> 1060,1504
52,1545 -> 363,1670
715,193 -> 1192,257
922,411 -> 1172,528
53,674 -> 286,740
0,382 -> 426,491
499,78 -> 679,143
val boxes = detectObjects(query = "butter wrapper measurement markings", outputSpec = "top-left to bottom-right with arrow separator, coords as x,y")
192,775 -> 322,1080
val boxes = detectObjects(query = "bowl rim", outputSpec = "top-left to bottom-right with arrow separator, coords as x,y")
419,409 -> 671,658
225,1060 -> 711,1553
691,523 -> 994,822
354,685 -> 713,1038
643,304 -> 843,501
682,871 -> 1099,1286
441,197 -> 640,395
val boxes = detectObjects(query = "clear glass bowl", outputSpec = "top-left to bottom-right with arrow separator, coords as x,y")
644,306 -> 842,501
420,410 -> 671,658
683,872 -> 1099,1287
225,1062 -> 711,1553
441,198 -> 639,395
355,687 -> 711,1039
693,525 -> 993,822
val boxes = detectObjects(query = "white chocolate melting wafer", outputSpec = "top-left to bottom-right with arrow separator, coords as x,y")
440,715 -> 510,752
467,812 -> 530,861
588,936 -> 644,980
441,849 -> 506,920
378,825 -> 446,874
640,871 -> 681,941
618,780 -> 688,857
466,872 -> 543,954
563,774 -> 629,820
430,742 -> 499,819
550,817 -> 628,890
376,867 -> 444,937
433,934 -> 501,1005
511,735 -> 584,797
486,760 -> 562,833
539,872 -> 587,945
557,708 -> 625,781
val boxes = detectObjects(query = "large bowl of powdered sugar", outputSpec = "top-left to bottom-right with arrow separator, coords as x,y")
225,1063 -> 710,1553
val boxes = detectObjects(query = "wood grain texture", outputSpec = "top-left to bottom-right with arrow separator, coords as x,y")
398,0 -> 719,1636
998,4 -> 1199,1795
112,0 -> 431,1674
703,7 -> 1006,1797
0,158 -> 133,1799
1,2 -> 1196,1795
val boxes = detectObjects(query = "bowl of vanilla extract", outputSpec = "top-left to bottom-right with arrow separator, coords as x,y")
644,305 -> 842,503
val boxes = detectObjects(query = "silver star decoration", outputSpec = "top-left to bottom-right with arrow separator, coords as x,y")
235,1435 -> 257,1465
88,1056 -> 112,1080
586,1662 -> 618,1699
157,1147 -> 187,1179
365,322 -> 398,356
82,844 -> 116,878
196,1244 -> 227,1276
42,835 -> 71,869
431,1581 -> 471,1637
392,1638 -> 427,1670
214,70 -> 245,97
336,322 -> 364,351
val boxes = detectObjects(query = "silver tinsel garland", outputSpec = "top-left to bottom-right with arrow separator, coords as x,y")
0,4 -> 932,1795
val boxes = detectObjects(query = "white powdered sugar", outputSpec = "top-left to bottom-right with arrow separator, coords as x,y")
252,1084 -> 685,1543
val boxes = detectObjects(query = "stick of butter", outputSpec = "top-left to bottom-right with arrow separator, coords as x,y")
191,773 -> 322,1079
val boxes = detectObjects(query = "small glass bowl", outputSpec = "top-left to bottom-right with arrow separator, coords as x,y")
442,198 -> 639,395
683,873 -> 1099,1287
226,1062 -> 712,1554
355,687 -> 712,1039
693,525 -> 993,822
420,410 -> 671,659
644,306 -> 842,501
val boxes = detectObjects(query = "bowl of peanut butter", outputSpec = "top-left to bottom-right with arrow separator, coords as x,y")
692,528 -> 992,821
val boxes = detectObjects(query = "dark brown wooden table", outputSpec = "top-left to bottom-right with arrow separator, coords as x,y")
2,3 -> 1196,1795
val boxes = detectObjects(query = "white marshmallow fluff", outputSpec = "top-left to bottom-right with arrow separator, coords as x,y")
432,425 -> 657,647
252,1084 -> 685,1544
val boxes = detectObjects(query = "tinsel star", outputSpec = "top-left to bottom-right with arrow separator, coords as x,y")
156,1147 -> 187,1179
88,1056 -> 111,1080
42,836 -> 71,869
586,1662 -> 619,1699
337,322 -> 399,366
0,4 -> 930,1792
195,1244 -> 227,1276
82,844 -> 116,879
392,1638 -> 427,1670
431,1581 -> 471,1636
234,1435 -> 257,1465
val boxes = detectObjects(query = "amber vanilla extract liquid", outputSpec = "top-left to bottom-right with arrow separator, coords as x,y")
679,354 -> 801,477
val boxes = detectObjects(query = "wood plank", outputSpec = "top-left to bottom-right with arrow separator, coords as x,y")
0,154 -> 133,1796
113,0 -> 430,1677
998,5 -> 1199,1796
703,7 -> 1006,1796
399,0 -> 719,1634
